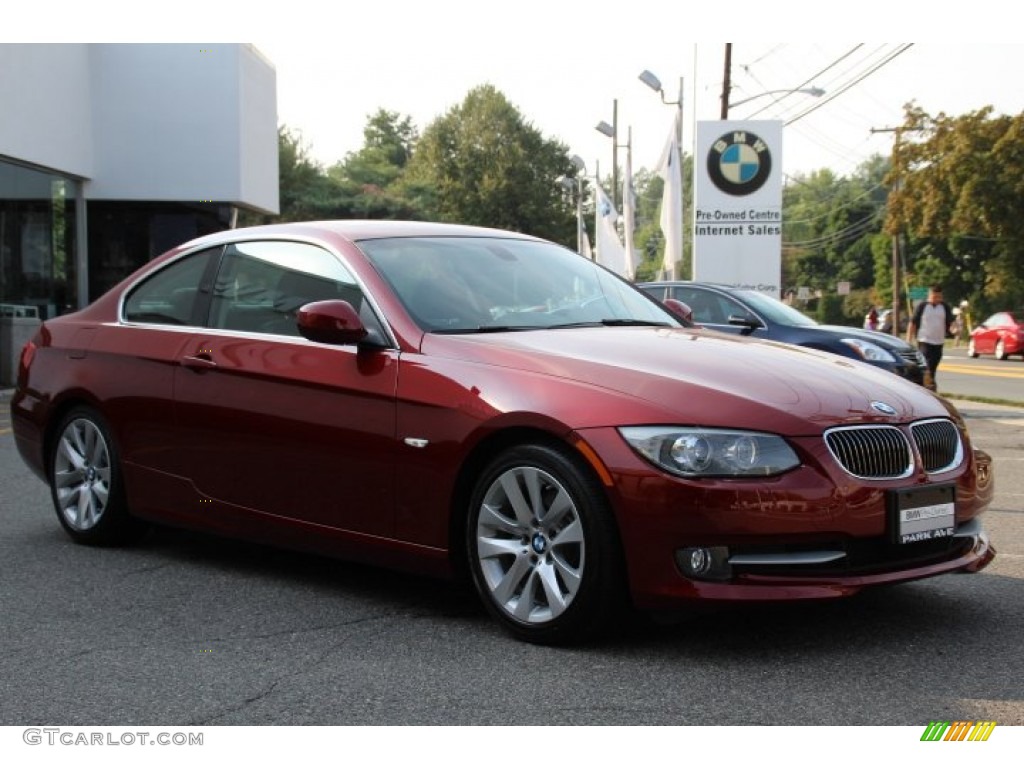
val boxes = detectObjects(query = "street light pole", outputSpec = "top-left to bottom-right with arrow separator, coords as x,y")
595,99 -> 620,211
638,69 -> 685,280
638,70 -> 683,149
570,155 -> 585,255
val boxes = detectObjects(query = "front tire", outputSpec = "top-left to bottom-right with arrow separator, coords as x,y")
466,443 -> 626,645
967,339 -> 978,358
50,407 -> 145,546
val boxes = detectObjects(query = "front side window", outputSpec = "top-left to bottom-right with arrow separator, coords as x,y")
122,248 -> 219,326
209,240 -> 368,337
735,289 -> 817,327
670,288 -> 730,325
642,285 -> 667,301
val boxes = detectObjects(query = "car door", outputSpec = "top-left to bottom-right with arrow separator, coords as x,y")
992,313 -> 1013,352
974,314 -> 1000,354
113,245 -> 222,476
172,239 -> 399,537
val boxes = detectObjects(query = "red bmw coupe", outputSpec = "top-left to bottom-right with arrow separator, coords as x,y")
10,221 -> 996,644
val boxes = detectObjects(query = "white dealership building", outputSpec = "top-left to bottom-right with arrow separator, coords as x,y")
0,43 -> 279,322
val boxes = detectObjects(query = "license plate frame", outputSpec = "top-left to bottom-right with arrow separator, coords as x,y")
887,484 -> 956,545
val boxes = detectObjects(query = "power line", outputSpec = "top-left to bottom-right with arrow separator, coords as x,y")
744,45 -> 865,121
783,182 -> 888,225
732,45 -> 910,175
783,210 -> 882,249
785,44 -> 915,126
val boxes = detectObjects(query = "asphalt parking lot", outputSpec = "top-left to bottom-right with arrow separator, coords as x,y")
1,392 -> 1021,726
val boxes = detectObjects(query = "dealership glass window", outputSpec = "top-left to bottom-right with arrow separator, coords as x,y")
87,201 -> 229,302
0,160 -> 78,319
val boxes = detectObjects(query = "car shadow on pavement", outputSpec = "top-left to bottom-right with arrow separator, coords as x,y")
614,574 -> 1017,654
116,522 -> 489,623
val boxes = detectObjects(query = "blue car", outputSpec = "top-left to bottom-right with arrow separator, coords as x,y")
639,281 -> 927,385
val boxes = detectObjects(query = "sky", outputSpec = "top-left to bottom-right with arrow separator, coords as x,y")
256,37 -> 1022,182
10,2 -> 1023,187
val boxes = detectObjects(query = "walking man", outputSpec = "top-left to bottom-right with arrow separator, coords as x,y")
907,284 -> 955,391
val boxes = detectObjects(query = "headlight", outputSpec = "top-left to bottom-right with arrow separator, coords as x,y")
619,427 -> 800,478
840,338 -> 900,363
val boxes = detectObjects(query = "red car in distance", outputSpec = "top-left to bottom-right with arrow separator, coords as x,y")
10,221 -> 996,644
968,310 -> 1024,360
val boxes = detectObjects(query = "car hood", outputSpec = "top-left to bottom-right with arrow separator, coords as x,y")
420,327 -> 946,434
817,324 -> 916,351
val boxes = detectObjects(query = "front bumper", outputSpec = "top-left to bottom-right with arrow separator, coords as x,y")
574,427 -> 995,610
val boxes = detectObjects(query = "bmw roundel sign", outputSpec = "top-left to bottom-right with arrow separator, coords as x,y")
707,130 -> 773,196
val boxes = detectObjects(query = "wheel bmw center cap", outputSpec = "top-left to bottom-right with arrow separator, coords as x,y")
531,532 -> 548,555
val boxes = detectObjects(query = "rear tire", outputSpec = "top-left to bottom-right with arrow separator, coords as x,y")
996,339 -> 1008,360
466,443 -> 626,645
50,407 -> 146,546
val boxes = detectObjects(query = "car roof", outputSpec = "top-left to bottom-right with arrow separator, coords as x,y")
173,220 -> 545,254
638,281 -> 735,290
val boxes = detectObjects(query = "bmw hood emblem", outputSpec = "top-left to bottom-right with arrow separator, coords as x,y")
871,401 -> 898,416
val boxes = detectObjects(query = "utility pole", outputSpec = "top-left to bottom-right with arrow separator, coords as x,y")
720,43 -> 733,119
872,125 -> 923,337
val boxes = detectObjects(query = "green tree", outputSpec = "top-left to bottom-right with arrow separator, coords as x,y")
402,84 -> 576,244
333,109 -> 418,190
629,154 -> 694,281
887,104 -> 1024,314
363,108 -> 418,168
273,125 -> 346,221
327,110 -> 425,220
782,157 -> 890,324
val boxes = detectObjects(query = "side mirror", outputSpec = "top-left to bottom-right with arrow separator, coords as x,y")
663,298 -> 695,325
296,300 -> 368,345
728,313 -> 761,329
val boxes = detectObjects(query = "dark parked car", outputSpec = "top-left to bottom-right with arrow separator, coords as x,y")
640,281 -> 927,384
878,308 -> 909,335
11,222 -> 994,644
968,310 -> 1024,360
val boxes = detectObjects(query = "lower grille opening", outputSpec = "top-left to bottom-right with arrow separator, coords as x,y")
728,535 -> 976,577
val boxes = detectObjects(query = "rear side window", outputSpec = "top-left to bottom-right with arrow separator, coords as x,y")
123,248 -> 218,326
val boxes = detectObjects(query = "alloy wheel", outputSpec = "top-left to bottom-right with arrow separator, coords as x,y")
475,465 -> 585,624
53,417 -> 113,531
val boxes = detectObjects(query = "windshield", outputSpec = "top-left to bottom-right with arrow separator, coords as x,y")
358,236 -> 679,332
734,289 -> 818,327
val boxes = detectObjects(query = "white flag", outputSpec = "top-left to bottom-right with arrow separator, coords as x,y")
581,229 -> 593,260
656,113 -> 683,280
622,151 -> 639,280
594,184 -> 627,277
